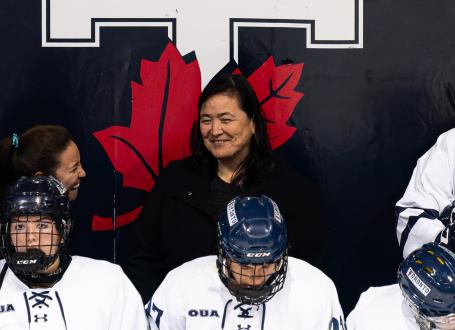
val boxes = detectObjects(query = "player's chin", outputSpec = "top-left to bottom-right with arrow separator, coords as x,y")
232,281 -> 266,289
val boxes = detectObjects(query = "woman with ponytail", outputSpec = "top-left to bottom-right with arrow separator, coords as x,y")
0,125 -> 86,202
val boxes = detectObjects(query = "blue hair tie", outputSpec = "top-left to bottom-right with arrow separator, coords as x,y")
11,133 -> 19,150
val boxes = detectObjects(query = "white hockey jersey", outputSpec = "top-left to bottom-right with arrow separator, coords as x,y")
347,284 -> 419,330
396,128 -> 455,258
0,256 -> 148,330
146,256 -> 344,330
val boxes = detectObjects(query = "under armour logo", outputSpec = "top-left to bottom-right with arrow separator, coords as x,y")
34,314 -> 48,323
237,325 -> 251,330
237,306 -> 253,318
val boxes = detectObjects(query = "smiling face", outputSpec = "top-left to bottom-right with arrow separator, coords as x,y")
200,94 -> 255,170
53,141 -> 86,201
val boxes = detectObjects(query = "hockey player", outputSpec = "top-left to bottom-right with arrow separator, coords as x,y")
0,176 -> 148,329
396,128 -> 455,258
146,195 -> 344,330
347,242 -> 455,330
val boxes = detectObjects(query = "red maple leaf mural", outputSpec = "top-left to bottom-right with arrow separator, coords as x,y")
238,58 -> 303,150
92,43 -> 303,231
92,42 -> 201,230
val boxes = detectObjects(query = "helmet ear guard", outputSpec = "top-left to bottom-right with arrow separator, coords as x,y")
0,176 -> 72,282
217,195 -> 288,305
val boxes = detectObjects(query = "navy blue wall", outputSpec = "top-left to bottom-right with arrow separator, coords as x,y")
2,0 -> 455,313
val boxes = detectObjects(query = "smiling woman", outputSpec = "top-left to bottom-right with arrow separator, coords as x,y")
198,94 -> 255,181
125,73 -> 328,303
0,125 -> 86,202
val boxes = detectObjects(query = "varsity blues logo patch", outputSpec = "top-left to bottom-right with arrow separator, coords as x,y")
406,268 -> 431,296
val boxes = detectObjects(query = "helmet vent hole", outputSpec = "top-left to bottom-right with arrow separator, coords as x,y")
436,256 -> 446,265
424,266 -> 435,275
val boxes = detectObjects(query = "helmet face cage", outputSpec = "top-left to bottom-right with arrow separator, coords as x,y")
427,314 -> 455,329
0,176 -> 71,277
217,195 -> 288,305
398,243 -> 455,330
405,296 -> 455,330
217,247 -> 288,305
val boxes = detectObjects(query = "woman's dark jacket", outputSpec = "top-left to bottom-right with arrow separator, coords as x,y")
124,156 -> 327,303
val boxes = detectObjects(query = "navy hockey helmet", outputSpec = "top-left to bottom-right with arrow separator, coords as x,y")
0,176 -> 72,277
217,195 -> 288,305
398,243 -> 455,329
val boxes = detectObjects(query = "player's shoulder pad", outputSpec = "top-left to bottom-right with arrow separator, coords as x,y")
434,127 -> 455,151
352,284 -> 401,313
286,257 -> 337,293
70,255 -> 124,279
161,255 -> 217,287
438,127 -> 455,141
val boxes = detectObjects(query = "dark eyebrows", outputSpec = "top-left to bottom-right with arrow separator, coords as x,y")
201,112 -> 235,118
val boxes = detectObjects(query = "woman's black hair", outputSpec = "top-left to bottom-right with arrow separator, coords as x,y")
191,73 -> 275,189
0,125 -> 73,201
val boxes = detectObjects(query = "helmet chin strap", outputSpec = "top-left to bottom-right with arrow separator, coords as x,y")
10,249 -> 56,274
13,252 -> 71,287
